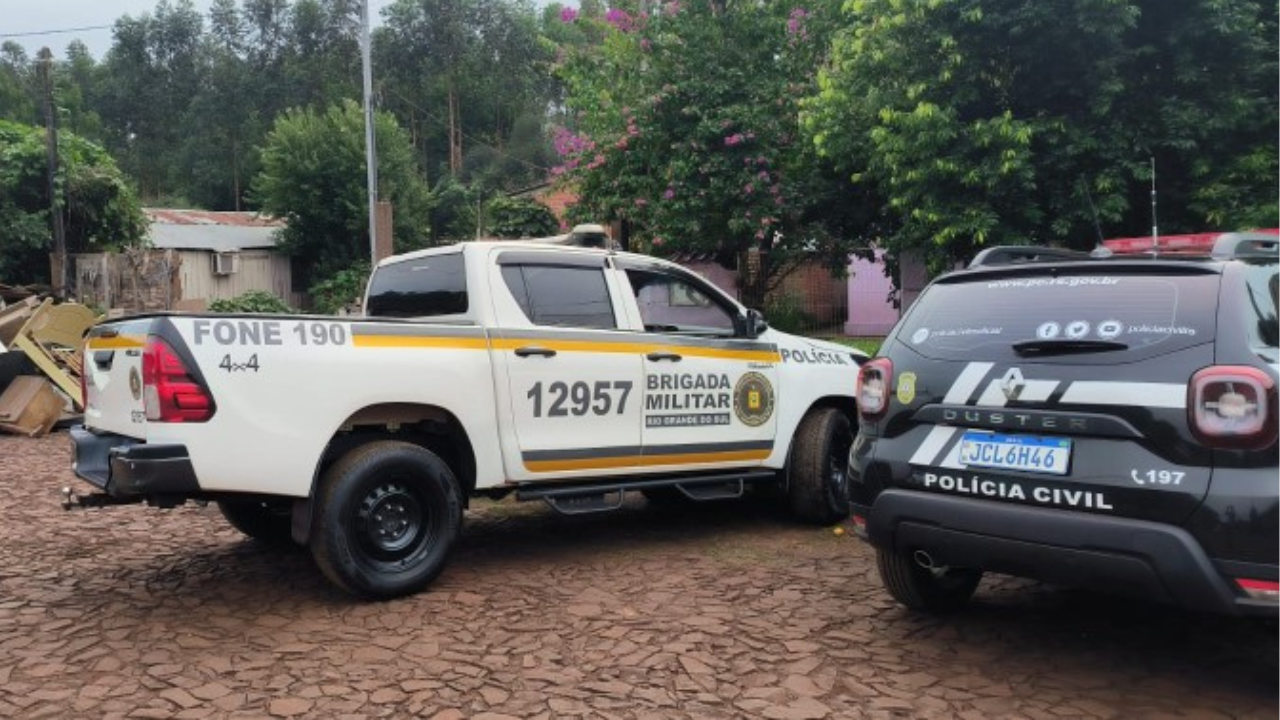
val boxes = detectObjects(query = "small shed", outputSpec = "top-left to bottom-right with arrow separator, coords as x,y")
71,209 -> 300,313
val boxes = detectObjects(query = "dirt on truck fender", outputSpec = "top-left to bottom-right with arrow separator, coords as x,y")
71,241 -> 866,599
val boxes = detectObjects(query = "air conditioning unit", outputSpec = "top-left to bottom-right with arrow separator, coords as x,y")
213,252 -> 240,276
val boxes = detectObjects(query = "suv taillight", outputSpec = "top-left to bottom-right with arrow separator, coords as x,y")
858,358 -> 893,421
142,336 -> 215,422
1188,366 -> 1276,450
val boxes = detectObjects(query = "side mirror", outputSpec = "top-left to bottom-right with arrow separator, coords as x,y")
744,308 -> 768,338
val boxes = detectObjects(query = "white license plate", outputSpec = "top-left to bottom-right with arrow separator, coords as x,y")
959,432 -> 1072,475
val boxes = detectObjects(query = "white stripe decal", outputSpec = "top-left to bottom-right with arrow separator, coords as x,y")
909,426 -> 960,466
938,438 -> 966,470
943,362 -> 995,404
975,379 -> 1060,407
1059,381 -> 1186,409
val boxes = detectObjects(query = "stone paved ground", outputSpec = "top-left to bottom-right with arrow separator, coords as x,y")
0,432 -> 1275,719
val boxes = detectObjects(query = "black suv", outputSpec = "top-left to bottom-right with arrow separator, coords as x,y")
850,233 -> 1278,616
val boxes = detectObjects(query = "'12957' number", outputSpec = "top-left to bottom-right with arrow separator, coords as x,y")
528,381 -> 633,417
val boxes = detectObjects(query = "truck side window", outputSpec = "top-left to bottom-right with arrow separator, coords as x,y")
367,253 -> 467,317
625,269 -> 736,336
501,265 -> 617,330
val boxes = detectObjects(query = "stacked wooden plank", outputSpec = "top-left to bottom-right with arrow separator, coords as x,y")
0,297 -> 100,437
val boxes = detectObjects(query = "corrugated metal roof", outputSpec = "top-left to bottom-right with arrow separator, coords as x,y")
143,208 -> 286,252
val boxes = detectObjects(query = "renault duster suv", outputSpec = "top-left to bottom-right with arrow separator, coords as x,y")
850,233 -> 1278,616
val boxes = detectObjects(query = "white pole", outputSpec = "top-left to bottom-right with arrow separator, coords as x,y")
362,0 -> 378,265
1150,156 -> 1158,253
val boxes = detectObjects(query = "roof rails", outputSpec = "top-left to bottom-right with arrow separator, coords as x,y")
967,246 -> 1088,269
1210,232 -> 1279,261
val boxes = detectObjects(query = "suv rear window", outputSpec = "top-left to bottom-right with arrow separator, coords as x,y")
897,271 -> 1220,362
1242,261 -> 1278,359
366,253 -> 468,318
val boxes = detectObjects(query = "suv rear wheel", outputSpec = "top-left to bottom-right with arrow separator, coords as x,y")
876,547 -> 983,614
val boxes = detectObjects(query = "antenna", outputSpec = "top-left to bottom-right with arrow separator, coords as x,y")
1150,156 -> 1158,253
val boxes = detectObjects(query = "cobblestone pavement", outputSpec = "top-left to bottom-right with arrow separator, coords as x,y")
0,433 -> 1275,719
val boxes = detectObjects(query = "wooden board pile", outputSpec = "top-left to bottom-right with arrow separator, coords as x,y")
0,292 -> 100,437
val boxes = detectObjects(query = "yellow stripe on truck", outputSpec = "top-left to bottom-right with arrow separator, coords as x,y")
524,448 -> 770,473
352,335 -> 490,350
352,334 -> 780,363
488,338 -> 780,363
85,336 -> 146,350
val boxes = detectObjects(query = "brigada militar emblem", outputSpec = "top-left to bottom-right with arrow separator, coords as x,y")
128,367 -> 143,400
734,372 -> 775,427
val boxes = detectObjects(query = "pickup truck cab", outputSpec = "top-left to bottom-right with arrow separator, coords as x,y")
72,241 -> 865,598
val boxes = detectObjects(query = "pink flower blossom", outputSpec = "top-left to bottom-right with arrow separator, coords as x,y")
560,7 -> 578,22
744,183 -> 755,194
663,1 -> 682,17
663,188 -> 675,200
634,198 -> 648,207
652,236 -> 665,247
640,38 -> 652,51
724,133 -> 745,146
606,8 -> 635,32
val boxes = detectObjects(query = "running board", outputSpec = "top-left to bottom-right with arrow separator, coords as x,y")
517,470 -> 778,516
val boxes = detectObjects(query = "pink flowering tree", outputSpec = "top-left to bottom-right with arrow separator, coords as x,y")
554,0 -> 874,308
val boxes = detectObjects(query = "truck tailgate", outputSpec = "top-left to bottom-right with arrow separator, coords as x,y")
83,319 -> 152,439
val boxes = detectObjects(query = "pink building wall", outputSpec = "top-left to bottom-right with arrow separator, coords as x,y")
845,250 -> 900,336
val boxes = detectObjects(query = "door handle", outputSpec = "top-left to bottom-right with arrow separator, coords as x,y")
646,351 -> 682,362
515,346 -> 557,358
93,351 -> 115,370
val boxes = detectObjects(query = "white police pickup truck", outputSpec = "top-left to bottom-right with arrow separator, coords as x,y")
71,241 -> 865,598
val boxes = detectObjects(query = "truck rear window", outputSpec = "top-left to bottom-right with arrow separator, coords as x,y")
366,253 -> 468,318
896,271 -> 1220,362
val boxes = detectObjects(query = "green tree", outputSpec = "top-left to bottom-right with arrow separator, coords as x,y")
555,0 -> 868,307
0,120 -> 147,283
485,195 -> 558,238
806,0 -> 1278,274
251,100 -> 432,288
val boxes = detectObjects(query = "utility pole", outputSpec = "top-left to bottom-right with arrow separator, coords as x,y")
38,48 -> 67,298
361,0 -> 379,266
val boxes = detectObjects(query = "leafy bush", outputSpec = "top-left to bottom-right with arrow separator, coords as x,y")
763,293 -> 813,334
309,262 -> 371,315
486,196 -> 560,238
209,291 -> 294,314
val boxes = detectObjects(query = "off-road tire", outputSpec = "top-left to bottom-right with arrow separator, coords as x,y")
787,407 -> 854,525
310,441 -> 462,599
876,547 -> 983,614
217,500 -> 295,545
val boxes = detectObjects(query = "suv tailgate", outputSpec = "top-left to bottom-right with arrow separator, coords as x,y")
83,318 -> 154,439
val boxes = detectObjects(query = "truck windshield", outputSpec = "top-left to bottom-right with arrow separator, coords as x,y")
366,253 -> 468,318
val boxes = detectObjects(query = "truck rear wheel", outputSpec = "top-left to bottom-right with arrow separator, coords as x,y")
787,407 -> 854,525
310,441 -> 462,599
217,500 -> 294,545
876,547 -> 982,614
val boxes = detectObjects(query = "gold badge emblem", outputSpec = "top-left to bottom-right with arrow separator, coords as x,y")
734,372 -> 775,427
896,372 -> 917,405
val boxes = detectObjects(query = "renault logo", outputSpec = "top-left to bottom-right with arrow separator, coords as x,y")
1000,368 -> 1026,402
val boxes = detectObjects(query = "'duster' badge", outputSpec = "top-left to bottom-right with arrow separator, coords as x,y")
734,372 -> 775,427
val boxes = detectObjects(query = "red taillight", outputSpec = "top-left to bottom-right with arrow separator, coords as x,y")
142,336 -> 214,423
1188,366 -> 1276,450
858,358 -> 893,421
1235,578 -> 1280,601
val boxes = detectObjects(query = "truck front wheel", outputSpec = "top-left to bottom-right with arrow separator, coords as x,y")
310,441 -> 462,599
787,407 -> 854,525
